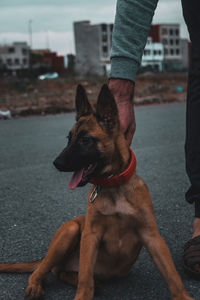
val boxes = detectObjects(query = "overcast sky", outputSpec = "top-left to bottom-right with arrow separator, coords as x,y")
0,0 -> 189,55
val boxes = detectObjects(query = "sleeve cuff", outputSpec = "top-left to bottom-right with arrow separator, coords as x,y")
109,57 -> 140,82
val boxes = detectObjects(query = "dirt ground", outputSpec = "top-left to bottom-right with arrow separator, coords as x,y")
0,73 -> 187,117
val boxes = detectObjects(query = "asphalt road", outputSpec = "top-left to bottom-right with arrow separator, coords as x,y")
0,103 -> 199,300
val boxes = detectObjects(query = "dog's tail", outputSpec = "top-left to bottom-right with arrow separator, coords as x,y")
0,259 -> 43,273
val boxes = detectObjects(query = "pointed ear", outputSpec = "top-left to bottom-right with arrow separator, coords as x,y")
75,84 -> 93,120
96,84 -> 119,130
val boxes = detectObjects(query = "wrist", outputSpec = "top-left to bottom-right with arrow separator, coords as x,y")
108,79 -> 135,104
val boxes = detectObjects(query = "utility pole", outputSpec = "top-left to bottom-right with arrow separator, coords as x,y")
46,30 -> 50,50
28,20 -> 33,75
29,20 -> 33,49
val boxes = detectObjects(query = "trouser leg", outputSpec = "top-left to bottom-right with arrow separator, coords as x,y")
181,0 -> 200,217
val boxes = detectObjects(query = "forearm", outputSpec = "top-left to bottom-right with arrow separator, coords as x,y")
110,0 -> 159,82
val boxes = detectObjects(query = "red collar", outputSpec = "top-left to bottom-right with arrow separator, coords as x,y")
89,148 -> 136,188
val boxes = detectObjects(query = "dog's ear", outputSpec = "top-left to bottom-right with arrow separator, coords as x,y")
96,84 -> 119,130
75,84 -> 92,120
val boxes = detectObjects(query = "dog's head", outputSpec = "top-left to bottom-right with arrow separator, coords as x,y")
54,84 -> 127,189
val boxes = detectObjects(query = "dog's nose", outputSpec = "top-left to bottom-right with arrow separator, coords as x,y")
53,157 -> 66,171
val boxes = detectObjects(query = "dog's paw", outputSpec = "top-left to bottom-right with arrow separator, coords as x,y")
24,284 -> 45,300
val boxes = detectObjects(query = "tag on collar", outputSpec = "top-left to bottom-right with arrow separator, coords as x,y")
89,186 -> 100,203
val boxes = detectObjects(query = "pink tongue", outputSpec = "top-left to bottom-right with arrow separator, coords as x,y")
68,169 -> 84,190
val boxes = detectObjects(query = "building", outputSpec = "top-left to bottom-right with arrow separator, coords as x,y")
148,24 -> 189,70
74,21 -> 113,76
74,21 -> 189,76
67,54 -> 76,73
0,42 -> 30,73
42,52 -> 64,74
141,37 -> 164,71
31,49 -> 65,74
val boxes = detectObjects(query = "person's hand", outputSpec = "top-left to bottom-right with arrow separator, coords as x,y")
108,79 -> 136,145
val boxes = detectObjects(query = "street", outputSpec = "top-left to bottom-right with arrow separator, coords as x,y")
0,103 -> 199,300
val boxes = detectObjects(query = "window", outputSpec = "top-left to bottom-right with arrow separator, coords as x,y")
14,58 -> 19,65
102,34 -> 107,42
176,39 -> 179,45
170,39 -> 174,45
162,39 -> 168,45
175,29 -> 179,36
158,50 -> 162,55
153,50 -> 157,55
6,58 -> 12,65
102,46 -> 108,57
144,49 -> 150,56
8,47 -> 15,53
169,29 -> 173,35
23,58 -> 27,65
170,49 -> 174,55
22,48 -> 27,55
162,28 -> 167,35
103,46 -> 108,52
176,49 -> 180,55
110,24 -> 113,32
101,24 -> 107,32
164,49 -> 168,55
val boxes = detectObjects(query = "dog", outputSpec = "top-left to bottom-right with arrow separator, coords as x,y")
0,84 -> 194,300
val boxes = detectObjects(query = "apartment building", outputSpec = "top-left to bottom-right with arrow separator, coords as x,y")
141,37 -> 164,71
149,24 -> 189,70
74,21 -> 113,76
0,42 -> 30,73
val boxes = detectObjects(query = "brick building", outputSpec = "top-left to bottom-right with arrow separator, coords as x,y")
31,49 -> 64,74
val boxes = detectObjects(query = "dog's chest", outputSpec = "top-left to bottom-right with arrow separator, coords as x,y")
96,193 -> 136,217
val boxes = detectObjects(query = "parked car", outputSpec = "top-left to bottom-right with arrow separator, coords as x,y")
0,109 -> 11,119
38,72 -> 59,80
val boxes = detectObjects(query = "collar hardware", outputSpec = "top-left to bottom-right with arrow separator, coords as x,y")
89,185 -> 100,203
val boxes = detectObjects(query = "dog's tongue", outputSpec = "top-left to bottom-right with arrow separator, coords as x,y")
68,169 -> 84,190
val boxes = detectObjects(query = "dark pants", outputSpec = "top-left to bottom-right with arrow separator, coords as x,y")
182,0 -> 200,217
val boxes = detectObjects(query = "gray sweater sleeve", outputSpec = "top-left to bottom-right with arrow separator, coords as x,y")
110,0 -> 159,82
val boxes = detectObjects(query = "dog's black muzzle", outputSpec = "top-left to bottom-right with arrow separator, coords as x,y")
53,146 -> 78,172
53,156 -> 69,172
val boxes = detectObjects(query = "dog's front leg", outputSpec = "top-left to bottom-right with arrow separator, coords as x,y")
74,224 -> 102,300
139,221 -> 194,300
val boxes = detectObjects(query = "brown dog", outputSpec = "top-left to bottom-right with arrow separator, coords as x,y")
0,85 -> 194,300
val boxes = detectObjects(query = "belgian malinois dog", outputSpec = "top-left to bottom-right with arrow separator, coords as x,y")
0,85 -> 193,300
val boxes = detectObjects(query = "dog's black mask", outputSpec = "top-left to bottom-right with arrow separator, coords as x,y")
53,84 -> 119,189
53,131 -> 104,189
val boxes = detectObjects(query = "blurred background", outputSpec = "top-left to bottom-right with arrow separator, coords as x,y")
0,0 -> 190,117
